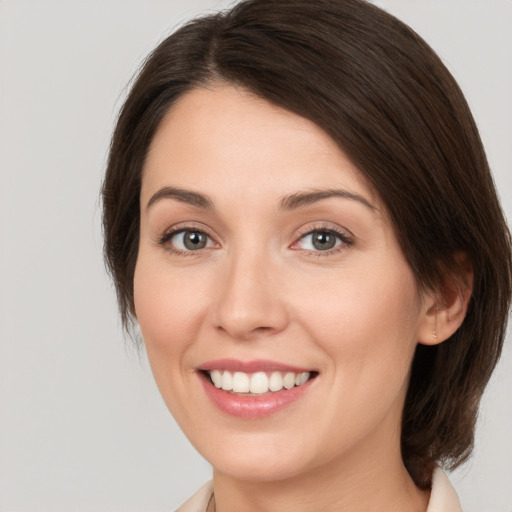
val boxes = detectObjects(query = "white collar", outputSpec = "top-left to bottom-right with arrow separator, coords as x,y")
426,467 -> 462,512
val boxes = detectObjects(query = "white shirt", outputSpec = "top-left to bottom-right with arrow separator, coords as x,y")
175,468 -> 462,512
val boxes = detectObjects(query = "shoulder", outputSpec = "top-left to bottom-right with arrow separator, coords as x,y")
175,481 -> 213,512
426,468 -> 462,512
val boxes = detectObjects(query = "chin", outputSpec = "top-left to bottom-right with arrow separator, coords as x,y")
211,454 -> 311,483
197,430 -> 318,483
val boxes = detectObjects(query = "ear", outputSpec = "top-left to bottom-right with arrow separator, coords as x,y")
418,253 -> 473,346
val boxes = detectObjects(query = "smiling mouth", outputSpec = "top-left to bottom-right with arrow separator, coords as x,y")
203,370 -> 318,395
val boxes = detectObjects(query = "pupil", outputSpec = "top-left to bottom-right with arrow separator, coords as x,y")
313,231 -> 335,250
184,231 -> 206,250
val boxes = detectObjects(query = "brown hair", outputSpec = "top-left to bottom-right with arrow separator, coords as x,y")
102,0 -> 512,488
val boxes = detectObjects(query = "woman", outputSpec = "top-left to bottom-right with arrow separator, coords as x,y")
102,0 -> 511,510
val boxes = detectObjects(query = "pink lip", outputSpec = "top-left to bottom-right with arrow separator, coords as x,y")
197,358 -> 312,374
196,360 -> 317,419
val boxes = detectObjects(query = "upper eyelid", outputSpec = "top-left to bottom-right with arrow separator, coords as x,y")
160,221 -> 216,238
157,227 -> 219,256
289,223 -> 355,253
296,230 -> 351,245
294,222 -> 354,240
155,224 -> 218,251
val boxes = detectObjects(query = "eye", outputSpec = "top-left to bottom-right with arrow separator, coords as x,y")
162,229 -> 215,252
295,228 -> 351,252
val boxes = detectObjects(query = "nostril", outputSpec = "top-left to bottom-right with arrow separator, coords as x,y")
253,326 -> 275,333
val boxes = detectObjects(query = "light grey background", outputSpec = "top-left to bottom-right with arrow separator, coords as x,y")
0,1 -> 510,510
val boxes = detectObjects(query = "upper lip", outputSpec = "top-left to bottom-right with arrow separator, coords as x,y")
197,358 -> 314,373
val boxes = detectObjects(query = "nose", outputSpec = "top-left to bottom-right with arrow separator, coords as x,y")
212,248 -> 289,341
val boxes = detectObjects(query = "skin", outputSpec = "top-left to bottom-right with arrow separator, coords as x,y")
134,85 -> 465,511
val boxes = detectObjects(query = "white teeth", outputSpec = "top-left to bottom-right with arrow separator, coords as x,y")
232,372 -> 250,393
294,372 -> 309,386
298,372 -> 309,385
221,371 -> 233,391
269,371 -> 284,392
250,372 -> 269,394
211,370 -> 222,388
283,372 -> 295,389
208,370 -> 312,394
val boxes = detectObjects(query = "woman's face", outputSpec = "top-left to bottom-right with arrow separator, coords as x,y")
134,85 -> 435,483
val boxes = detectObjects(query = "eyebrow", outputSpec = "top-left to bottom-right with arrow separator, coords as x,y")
146,186 -> 215,211
146,186 -> 376,212
279,189 -> 377,212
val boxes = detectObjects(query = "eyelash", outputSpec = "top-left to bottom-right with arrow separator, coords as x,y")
292,224 -> 354,257
157,225 -> 217,256
157,223 -> 354,257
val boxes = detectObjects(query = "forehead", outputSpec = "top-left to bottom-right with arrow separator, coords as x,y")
141,84 -> 380,208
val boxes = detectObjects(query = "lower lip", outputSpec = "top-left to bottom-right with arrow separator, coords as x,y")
199,373 -> 315,419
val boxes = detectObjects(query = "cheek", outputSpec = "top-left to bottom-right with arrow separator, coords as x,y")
133,252 -> 210,369
292,259 -> 422,414
132,252 -> 218,429
296,259 -> 420,343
